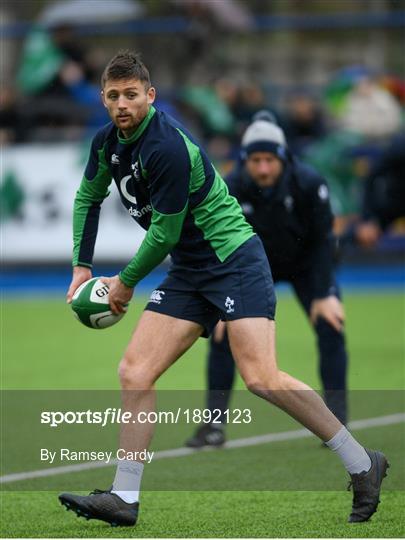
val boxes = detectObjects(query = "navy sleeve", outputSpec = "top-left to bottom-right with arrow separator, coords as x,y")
73,128 -> 112,267
146,135 -> 191,215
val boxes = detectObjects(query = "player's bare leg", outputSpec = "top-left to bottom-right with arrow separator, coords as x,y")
118,310 -> 203,455
227,317 -> 389,522
59,311 -> 203,526
227,318 -> 341,440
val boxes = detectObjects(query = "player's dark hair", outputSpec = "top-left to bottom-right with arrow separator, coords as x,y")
101,50 -> 151,89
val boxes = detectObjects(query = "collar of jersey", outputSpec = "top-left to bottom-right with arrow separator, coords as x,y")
117,105 -> 156,144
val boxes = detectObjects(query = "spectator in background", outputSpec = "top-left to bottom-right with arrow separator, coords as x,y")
355,131 -> 405,247
169,0 -> 253,84
17,24 -> 106,138
284,92 -> 328,156
233,82 -> 268,127
18,23 -> 94,99
214,78 -> 271,133
340,74 -> 402,139
0,87 -> 24,144
209,79 -> 272,167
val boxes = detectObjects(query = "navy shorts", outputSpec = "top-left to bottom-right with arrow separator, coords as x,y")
145,235 -> 277,337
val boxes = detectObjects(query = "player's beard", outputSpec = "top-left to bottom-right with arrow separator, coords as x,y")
116,107 -> 148,133
116,114 -> 136,129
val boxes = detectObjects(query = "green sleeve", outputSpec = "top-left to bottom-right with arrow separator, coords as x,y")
72,145 -> 111,267
119,204 -> 188,288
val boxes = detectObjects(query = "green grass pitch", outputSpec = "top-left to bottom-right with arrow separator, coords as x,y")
1,290 -> 404,538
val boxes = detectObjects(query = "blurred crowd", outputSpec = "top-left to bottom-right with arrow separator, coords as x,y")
1,19 -> 404,248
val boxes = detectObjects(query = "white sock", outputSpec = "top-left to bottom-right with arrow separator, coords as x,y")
111,460 -> 144,503
326,426 -> 371,474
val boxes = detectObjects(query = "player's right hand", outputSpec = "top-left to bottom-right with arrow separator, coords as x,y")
100,275 -> 133,315
66,266 -> 92,304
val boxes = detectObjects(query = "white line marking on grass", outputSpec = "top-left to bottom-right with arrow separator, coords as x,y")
1,412 -> 404,484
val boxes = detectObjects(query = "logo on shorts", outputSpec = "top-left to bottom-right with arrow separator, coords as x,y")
225,296 -> 235,314
150,290 -> 165,304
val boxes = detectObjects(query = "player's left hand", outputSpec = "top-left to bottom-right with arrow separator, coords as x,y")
310,296 -> 345,333
100,275 -> 133,315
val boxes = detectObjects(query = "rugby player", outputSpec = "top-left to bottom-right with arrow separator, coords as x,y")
59,51 -> 389,527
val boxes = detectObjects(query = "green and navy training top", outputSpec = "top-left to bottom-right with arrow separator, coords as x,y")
73,106 -> 254,287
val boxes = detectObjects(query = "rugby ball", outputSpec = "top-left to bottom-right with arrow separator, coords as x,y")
71,277 -> 128,329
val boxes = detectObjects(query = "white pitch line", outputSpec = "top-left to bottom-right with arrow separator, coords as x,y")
1,412 -> 404,484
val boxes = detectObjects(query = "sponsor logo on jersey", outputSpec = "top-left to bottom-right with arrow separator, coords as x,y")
128,204 -> 152,218
111,154 -> 120,165
149,290 -> 165,304
118,174 -> 152,219
225,296 -> 235,314
120,174 -> 137,204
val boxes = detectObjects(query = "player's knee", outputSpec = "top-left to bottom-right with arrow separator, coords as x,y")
246,382 -> 278,404
118,357 -> 153,390
244,371 -> 283,402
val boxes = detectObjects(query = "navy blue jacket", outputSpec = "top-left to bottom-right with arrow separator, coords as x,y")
226,155 -> 335,298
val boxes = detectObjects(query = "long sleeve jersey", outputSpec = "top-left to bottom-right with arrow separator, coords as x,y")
73,106 -> 254,287
226,156 -> 335,298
